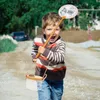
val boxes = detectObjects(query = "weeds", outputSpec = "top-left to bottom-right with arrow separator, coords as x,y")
0,35 -> 17,53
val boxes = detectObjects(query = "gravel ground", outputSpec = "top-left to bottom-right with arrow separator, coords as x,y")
0,38 -> 100,100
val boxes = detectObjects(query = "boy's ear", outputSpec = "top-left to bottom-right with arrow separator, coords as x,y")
42,29 -> 45,34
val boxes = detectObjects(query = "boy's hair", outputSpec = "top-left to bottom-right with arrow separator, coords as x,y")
42,12 -> 64,30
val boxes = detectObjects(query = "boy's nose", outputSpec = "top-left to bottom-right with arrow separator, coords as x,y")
54,31 -> 58,35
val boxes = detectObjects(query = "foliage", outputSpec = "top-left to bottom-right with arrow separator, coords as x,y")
0,0 -> 100,35
79,15 -> 89,30
0,38 -> 17,53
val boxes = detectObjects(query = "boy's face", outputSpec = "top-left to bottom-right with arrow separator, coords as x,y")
43,23 -> 61,43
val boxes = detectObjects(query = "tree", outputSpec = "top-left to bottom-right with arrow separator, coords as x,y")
0,0 -> 100,35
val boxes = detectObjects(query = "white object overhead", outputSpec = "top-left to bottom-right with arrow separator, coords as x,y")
58,4 -> 78,19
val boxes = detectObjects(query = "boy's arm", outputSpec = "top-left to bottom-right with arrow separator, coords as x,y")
31,40 -> 38,60
42,41 -> 66,63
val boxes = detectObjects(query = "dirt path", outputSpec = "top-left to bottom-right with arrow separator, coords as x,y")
0,40 -> 100,100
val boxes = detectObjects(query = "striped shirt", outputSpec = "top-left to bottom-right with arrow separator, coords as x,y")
31,34 -> 66,80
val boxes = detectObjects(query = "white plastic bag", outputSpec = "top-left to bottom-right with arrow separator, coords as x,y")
26,78 -> 38,91
26,74 -> 47,91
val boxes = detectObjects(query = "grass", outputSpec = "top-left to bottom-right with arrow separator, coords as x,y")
0,35 -> 17,53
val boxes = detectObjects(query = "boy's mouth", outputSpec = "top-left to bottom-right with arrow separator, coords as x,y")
46,35 -> 58,42
51,36 -> 56,39
50,35 -> 58,43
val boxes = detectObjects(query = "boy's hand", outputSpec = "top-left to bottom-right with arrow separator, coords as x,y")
33,59 -> 37,62
38,46 -> 45,54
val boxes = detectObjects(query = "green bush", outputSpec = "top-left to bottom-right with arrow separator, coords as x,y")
0,39 -> 17,53
29,32 -> 35,39
79,15 -> 90,30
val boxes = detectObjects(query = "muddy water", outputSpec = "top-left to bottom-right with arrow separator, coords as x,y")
0,41 -> 100,100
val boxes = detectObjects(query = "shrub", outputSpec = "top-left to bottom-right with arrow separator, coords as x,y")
0,35 -> 17,53
79,15 -> 90,30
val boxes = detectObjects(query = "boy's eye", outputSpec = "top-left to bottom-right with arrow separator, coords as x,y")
47,28 -> 52,30
56,29 -> 59,31
47,28 -> 59,30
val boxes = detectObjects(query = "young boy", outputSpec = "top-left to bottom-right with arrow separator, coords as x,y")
31,12 -> 66,100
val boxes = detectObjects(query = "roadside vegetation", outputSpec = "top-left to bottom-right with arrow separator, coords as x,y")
0,35 -> 17,53
0,0 -> 99,37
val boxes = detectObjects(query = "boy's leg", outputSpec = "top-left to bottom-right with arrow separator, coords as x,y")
37,80 -> 51,100
51,80 -> 63,100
